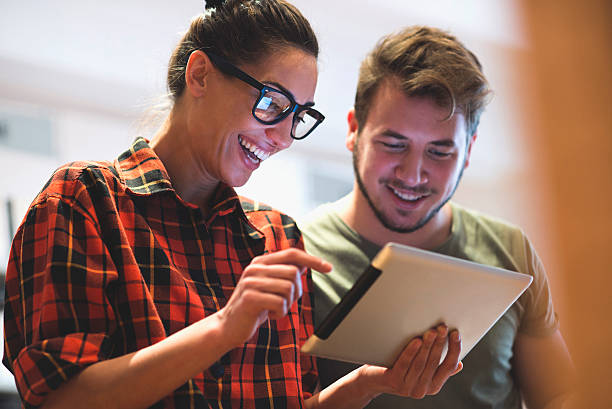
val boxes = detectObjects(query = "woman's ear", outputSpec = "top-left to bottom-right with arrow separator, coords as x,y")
184,50 -> 213,97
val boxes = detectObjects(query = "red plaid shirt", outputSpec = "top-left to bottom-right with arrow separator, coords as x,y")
3,138 -> 317,408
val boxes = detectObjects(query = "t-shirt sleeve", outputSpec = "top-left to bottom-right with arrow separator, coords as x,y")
2,196 -> 117,408
516,235 -> 559,336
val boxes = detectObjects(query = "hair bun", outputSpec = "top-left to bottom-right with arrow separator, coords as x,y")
204,0 -> 226,9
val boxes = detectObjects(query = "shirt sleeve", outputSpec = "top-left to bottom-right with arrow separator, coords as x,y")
516,235 -> 559,336
3,195 -> 118,408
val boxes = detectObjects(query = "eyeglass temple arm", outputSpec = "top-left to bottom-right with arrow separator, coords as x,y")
205,52 -> 265,91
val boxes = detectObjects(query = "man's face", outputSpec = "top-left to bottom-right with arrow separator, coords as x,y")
348,80 -> 474,233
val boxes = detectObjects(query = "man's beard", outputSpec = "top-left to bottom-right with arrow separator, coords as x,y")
352,145 -> 465,234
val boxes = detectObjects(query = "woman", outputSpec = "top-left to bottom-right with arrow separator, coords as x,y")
2,1 -> 461,408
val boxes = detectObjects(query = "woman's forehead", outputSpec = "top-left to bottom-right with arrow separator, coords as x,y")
246,48 -> 318,103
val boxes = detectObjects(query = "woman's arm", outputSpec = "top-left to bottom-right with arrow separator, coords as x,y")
42,313 -> 229,409
41,248 -> 332,409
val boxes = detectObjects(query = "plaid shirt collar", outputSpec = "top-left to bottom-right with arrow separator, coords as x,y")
114,137 -> 264,240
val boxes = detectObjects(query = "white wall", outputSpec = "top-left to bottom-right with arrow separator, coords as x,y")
0,0 -> 546,282
0,0 -> 544,395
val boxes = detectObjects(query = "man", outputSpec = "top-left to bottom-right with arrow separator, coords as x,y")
301,26 -> 574,408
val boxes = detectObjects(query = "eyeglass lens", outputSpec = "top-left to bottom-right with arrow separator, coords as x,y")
254,89 -> 319,139
254,89 -> 291,121
292,111 -> 319,139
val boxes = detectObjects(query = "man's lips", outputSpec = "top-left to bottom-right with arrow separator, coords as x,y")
386,183 -> 431,202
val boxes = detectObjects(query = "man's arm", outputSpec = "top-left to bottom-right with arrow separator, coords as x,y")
513,329 -> 575,409
305,326 -> 462,409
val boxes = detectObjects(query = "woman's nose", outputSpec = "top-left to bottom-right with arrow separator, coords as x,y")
265,116 -> 294,151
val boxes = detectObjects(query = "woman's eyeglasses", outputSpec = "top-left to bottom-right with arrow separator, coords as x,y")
205,52 -> 325,140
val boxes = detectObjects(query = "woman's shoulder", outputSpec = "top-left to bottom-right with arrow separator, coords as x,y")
239,196 -> 302,243
239,196 -> 295,223
33,159 -> 120,207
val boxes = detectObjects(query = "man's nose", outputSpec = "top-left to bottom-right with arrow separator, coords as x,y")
395,152 -> 428,186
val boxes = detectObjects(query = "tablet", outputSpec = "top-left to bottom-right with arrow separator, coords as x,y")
301,242 -> 532,367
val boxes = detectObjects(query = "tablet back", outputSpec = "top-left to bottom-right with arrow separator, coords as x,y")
302,242 -> 532,367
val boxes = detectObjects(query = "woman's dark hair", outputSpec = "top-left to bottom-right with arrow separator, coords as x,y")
167,0 -> 319,100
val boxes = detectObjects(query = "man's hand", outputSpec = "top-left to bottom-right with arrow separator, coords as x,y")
217,248 -> 332,347
358,325 -> 462,399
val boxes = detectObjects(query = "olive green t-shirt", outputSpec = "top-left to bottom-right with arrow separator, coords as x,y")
300,198 -> 558,409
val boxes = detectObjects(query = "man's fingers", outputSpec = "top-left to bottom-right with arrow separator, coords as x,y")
412,325 -> 448,397
406,329 -> 437,379
440,330 -> 461,372
430,330 -> 462,393
395,329 -> 436,397
389,337 -> 421,378
252,248 -> 332,273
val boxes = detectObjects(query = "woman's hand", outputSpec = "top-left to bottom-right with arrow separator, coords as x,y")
217,248 -> 332,346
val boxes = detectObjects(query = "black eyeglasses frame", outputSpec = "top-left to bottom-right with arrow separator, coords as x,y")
203,51 -> 325,140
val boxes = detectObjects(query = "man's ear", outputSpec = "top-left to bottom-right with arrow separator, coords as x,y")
464,132 -> 478,168
184,50 -> 213,97
346,108 -> 359,152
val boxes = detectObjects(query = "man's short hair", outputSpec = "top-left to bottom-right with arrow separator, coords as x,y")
354,26 -> 491,136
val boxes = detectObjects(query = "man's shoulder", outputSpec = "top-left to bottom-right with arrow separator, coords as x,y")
300,202 -> 339,229
452,202 -> 525,238
449,202 -> 534,271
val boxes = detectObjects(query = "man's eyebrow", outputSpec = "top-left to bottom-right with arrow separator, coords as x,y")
381,130 -> 408,140
380,130 -> 457,146
430,140 -> 456,147
266,81 -> 315,106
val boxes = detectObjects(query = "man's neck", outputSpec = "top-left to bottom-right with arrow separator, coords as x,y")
338,189 -> 453,251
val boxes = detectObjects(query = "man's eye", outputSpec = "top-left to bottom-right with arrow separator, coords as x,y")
428,149 -> 452,157
382,142 -> 405,149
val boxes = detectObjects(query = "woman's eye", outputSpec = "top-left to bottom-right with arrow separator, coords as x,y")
268,101 -> 283,113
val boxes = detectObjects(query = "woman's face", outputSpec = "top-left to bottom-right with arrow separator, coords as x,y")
185,47 -> 319,188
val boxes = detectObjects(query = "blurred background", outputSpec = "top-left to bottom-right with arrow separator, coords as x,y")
0,0 -> 610,407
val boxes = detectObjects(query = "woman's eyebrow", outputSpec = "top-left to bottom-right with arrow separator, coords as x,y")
265,81 -> 315,106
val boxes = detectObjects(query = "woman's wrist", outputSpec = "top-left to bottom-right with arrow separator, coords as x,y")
193,312 -> 239,357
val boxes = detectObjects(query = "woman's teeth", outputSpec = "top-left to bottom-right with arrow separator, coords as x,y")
239,136 -> 270,162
